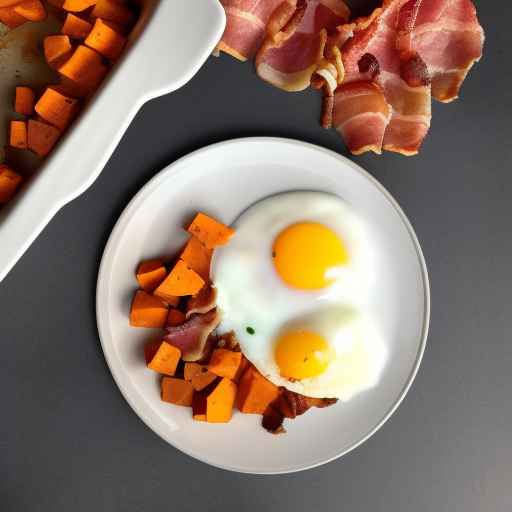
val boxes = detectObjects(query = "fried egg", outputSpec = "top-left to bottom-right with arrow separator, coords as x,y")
212,192 -> 387,399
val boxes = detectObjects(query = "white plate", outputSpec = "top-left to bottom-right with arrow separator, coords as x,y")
96,137 -> 429,474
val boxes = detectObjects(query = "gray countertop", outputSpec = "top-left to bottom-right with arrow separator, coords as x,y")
1,1 -> 511,510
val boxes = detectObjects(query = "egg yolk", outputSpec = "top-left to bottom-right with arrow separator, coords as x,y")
275,330 -> 333,379
272,222 -> 348,290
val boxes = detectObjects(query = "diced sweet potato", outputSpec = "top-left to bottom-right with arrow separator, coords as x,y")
0,6 -> 27,29
236,366 -> 279,414
192,392 -> 207,421
91,0 -> 135,27
10,120 -> 27,149
85,17 -> 125,60
135,259 -> 166,292
14,0 -> 47,21
167,309 -> 186,327
53,77 -> 91,99
15,86 -> 35,116
27,119 -> 60,157
192,370 -> 217,392
44,35 -> 73,68
208,349 -> 242,380
144,340 -> 161,365
62,13 -> 92,39
161,377 -> 194,407
58,45 -> 108,91
0,165 -> 22,204
146,341 -> 181,376
184,362 -> 218,391
35,88 -> 78,130
180,236 -> 212,280
184,362 -> 202,382
207,378 -> 237,423
129,290 -> 168,328
234,355 -> 250,383
154,259 -> 205,298
187,212 -> 235,249
62,0 -> 97,12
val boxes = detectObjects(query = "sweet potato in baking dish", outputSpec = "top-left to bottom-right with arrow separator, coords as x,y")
0,0 -> 140,207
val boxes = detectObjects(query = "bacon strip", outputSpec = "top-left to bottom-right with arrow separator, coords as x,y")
186,285 -> 217,318
164,309 -> 220,362
262,389 -> 338,434
335,0 -> 432,155
216,0 -> 483,157
397,0 -> 485,102
217,0 -> 296,61
333,81 -> 391,154
256,0 -> 350,91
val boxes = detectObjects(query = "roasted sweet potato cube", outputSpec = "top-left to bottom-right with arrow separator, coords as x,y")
187,212 -> 235,249
85,18 -> 126,60
236,366 -> 279,414
180,236 -> 212,280
161,377 -> 193,407
154,259 -> 204,298
136,259 -> 167,292
0,165 -> 22,204
129,290 -> 168,328
147,341 -> 181,376
206,378 -> 237,423
208,349 -> 242,380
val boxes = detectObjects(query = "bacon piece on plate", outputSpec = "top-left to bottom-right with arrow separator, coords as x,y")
164,309 -> 220,362
333,81 -> 391,154
396,0 -> 484,102
186,285 -> 217,318
217,0 -> 297,61
256,0 -> 350,92
262,389 -> 338,434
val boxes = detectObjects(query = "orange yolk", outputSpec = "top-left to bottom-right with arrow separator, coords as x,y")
272,222 -> 348,290
275,330 -> 334,379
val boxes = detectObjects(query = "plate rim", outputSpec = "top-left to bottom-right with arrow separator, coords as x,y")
96,136 -> 430,474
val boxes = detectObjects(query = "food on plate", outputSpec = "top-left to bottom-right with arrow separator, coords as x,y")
136,259 -> 167,293
129,199 -> 387,433
213,192 -> 386,400
216,0 -> 484,156
129,290 -> 168,328
0,1 -> 139,207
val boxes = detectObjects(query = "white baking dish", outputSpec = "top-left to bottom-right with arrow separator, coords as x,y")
0,0 -> 225,282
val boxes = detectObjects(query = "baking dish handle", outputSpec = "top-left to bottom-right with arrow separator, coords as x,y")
0,0 -> 226,282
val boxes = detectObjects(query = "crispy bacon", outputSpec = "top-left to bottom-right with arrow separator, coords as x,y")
358,53 -> 380,80
330,0 -> 482,155
256,0 -> 350,92
333,81 -> 391,154
186,285 -> 217,318
163,309 -> 220,362
216,0 -> 483,157
338,0 -> 432,155
217,0 -> 297,61
397,0 -> 485,102
262,388 -> 338,434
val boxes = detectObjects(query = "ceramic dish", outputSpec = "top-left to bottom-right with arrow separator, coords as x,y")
0,0 -> 226,282
96,137 -> 430,474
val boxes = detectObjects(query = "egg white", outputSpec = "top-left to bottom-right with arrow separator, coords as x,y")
212,191 -> 386,399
